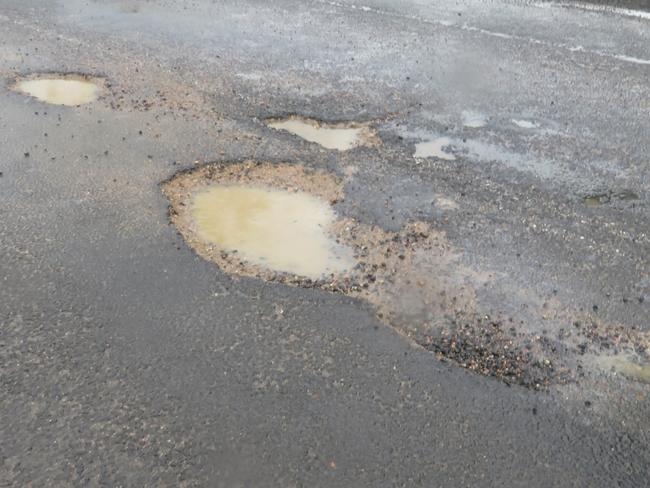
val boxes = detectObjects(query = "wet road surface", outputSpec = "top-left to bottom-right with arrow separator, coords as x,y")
1,0 -> 649,486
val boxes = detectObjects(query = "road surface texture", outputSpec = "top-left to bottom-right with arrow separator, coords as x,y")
1,0 -> 649,486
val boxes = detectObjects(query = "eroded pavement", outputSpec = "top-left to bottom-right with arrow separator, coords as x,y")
1,0 -> 649,486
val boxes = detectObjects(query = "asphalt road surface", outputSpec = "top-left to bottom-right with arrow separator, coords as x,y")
1,0 -> 649,486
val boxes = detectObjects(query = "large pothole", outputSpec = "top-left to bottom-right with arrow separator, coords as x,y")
163,161 -> 559,388
11,73 -> 103,106
192,185 -> 355,279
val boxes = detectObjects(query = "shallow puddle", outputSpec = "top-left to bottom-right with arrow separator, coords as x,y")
191,185 -> 355,279
583,193 -> 610,206
583,190 -> 639,206
461,111 -> 487,128
598,356 -> 650,384
267,117 -> 377,151
13,76 -> 100,106
414,137 -> 456,160
512,119 -> 539,129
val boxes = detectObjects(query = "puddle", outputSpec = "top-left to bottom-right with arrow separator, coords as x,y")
598,355 -> 650,384
12,75 -> 101,106
434,196 -> 459,210
461,111 -> 487,128
512,119 -> 539,129
191,185 -> 355,279
401,124 -> 594,185
583,190 -> 640,206
267,117 -> 378,151
414,137 -> 456,160
584,193 -> 611,207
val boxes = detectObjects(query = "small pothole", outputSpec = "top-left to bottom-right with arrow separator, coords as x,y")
414,137 -> 456,160
512,119 -> 539,129
266,116 -> 379,151
11,73 -> 103,106
583,189 -> 640,207
584,193 -> 611,207
461,110 -> 487,128
595,355 -> 650,384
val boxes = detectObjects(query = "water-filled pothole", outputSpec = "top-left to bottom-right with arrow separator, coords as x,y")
583,190 -> 640,207
597,355 -> 650,384
461,111 -> 487,128
266,116 -> 379,151
414,137 -> 456,160
584,193 -> 611,207
192,185 -> 355,279
163,162 -> 559,389
12,74 -> 102,106
512,119 -> 539,129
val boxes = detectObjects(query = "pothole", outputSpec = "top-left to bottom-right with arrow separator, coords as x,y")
584,193 -> 611,207
512,119 -> 539,129
583,189 -> 640,206
163,161 -> 558,389
414,137 -> 456,160
11,74 -> 103,106
266,116 -> 379,151
461,110 -> 487,128
192,185 -> 355,279
596,355 -> 650,384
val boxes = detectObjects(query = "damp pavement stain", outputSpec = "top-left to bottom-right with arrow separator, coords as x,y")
191,185 -> 355,279
266,116 -> 378,150
414,137 -> 456,160
408,130 -> 595,187
12,75 -> 101,106
119,2 -> 141,13
460,138 -> 565,181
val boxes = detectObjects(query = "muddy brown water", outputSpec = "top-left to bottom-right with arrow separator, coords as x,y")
192,185 -> 355,279
267,117 -> 378,151
13,76 -> 100,106
597,355 -> 650,384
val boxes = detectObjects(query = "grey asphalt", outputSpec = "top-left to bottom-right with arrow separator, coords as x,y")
1,0 -> 649,486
